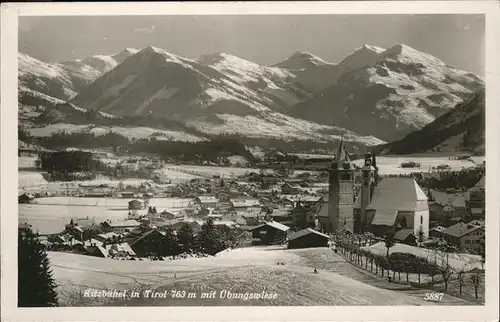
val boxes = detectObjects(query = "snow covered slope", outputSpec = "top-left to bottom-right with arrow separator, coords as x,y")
69,46 -> 383,145
18,49 -> 138,101
290,44 -> 484,141
378,89 -> 485,155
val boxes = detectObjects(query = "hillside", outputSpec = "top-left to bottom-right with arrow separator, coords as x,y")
377,89 -> 485,155
18,48 -> 138,102
49,247 -> 437,306
289,44 -> 484,141
68,46 -> 383,145
275,45 -> 386,92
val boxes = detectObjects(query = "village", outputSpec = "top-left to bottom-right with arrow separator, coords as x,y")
18,141 -> 486,266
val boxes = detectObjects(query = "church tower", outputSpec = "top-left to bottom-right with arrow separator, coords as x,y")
327,138 -> 355,233
358,152 -> 376,233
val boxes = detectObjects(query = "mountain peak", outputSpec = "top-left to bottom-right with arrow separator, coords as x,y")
357,44 -> 386,54
275,51 -> 331,69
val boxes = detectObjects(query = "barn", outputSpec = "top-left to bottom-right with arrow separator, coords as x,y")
287,228 -> 330,249
128,199 -> 144,210
249,221 -> 290,245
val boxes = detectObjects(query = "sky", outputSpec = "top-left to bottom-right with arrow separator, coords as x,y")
19,15 -> 485,75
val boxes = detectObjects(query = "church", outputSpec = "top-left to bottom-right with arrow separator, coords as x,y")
318,140 -> 430,240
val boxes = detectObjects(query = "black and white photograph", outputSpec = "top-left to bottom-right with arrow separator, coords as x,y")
1,1 -> 499,321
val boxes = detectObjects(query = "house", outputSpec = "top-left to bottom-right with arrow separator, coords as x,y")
159,210 -> 182,220
230,198 -> 261,209
291,202 -> 322,230
18,222 -> 32,233
95,232 -> 121,243
194,196 -> 219,207
287,228 -> 330,249
128,199 -> 144,210
281,183 -> 302,194
121,192 -> 137,199
432,222 -> 485,253
466,176 -> 485,219
129,229 -> 167,257
393,229 -> 417,245
18,193 -> 36,204
249,221 -> 290,245
169,186 -> 184,198
107,242 -> 136,258
103,220 -> 141,234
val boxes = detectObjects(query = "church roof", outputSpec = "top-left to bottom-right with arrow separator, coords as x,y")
369,177 -> 428,226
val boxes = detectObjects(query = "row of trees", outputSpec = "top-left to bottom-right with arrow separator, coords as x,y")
332,231 -> 483,299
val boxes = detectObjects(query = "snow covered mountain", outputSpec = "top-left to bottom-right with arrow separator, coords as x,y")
18,48 -> 138,101
289,44 -> 484,141
69,46 -> 384,144
378,89 -> 485,155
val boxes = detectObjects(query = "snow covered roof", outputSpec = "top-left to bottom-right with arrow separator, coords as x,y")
370,177 -> 428,226
288,228 -> 330,241
196,196 -> 219,204
230,198 -> 261,208
251,221 -> 290,232
109,220 -> 140,228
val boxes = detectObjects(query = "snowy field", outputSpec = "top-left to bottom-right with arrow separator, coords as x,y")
25,123 -> 206,142
363,242 -> 483,271
19,197 -> 192,234
49,247 -> 435,306
352,155 -> 483,175
18,156 -> 38,169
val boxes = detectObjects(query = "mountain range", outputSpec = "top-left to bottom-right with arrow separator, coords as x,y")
18,44 -> 484,150
377,89 -> 485,155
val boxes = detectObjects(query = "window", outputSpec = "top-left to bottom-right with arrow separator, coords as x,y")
465,240 -> 470,244
420,216 -> 423,225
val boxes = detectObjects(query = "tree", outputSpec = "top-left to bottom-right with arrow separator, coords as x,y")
470,272 -> 482,299
177,223 -> 196,254
160,228 -> 181,257
383,231 -> 396,258
18,228 -> 58,307
196,218 -> 224,256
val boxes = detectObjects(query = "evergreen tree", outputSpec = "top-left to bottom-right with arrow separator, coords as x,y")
160,228 -> 181,257
196,218 -> 224,255
18,228 -> 58,307
178,223 -> 196,253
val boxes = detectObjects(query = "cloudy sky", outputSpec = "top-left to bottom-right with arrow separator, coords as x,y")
19,14 -> 485,75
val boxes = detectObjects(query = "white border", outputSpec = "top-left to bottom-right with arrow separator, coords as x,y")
1,1 -> 499,321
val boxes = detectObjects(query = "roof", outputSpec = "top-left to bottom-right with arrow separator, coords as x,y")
108,242 -> 136,256
288,228 -> 330,241
109,220 -> 140,228
369,177 -> 428,226
282,183 -> 302,189
230,198 -> 261,208
196,196 -> 219,203
97,232 -> 121,240
251,221 -> 290,232
472,176 -> 485,190
443,222 -> 484,238
128,199 -> 144,204
394,229 -> 415,241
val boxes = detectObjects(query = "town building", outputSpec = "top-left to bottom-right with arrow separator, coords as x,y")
430,221 -> 485,253
102,220 -> 141,234
194,196 -> 219,207
287,228 -> 330,249
280,183 -> 302,195
18,193 -> 36,204
249,221 -> 290,245
128,199 -> 144,210
466,176 -> 485,219
325,141 -> 430,241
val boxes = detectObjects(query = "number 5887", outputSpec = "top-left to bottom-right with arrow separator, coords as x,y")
424,293 -> 444,301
